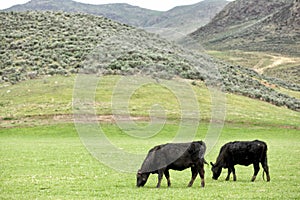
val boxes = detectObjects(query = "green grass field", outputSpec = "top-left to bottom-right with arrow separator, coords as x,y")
1,123 -> 299,199
1,75 -> 300,199
1,75 -> 299,128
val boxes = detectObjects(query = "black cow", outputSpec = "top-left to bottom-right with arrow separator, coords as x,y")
210,140 -> 270,182
136,141 -> 206,188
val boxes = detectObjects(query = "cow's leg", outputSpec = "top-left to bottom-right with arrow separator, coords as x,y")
188,167 -> 198,187
232,166 -> 237,181
225,168 -> 232,181
251,162 -> 260,182
164,170 -> 171,187
261,158 -> 270,182
199,164 -> 205,187
156,170 -> 164,188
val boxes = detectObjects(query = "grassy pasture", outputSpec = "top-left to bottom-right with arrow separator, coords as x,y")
206,50 -> 275,70
0,75 -> 299,199
1,123 -> 299,199
1,75 -> 299,128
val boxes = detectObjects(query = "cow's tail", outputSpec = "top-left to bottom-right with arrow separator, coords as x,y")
261,142 -> 268,181
203,158 -> 209,166
197,141 -> 208,166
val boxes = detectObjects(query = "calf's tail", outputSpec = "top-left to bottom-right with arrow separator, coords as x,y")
261,143 -> 268,181
204,159 -> 209,166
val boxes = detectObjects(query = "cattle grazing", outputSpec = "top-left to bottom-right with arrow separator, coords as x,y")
136,141 -> 206,188
210,140 -> 270,182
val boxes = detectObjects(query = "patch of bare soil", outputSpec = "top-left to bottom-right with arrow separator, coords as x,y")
254,55 -> 297,74
0,114 -> 150,128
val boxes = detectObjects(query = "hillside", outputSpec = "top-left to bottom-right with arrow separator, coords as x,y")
206,50 -> 300,84
0,11 -> 219,83
189,0 -> 300,56
143,0 -> 229,40
0,75 -> 299,129
3,0 -> 228,40
0,11 -> 299,112
3,0 -> 161,27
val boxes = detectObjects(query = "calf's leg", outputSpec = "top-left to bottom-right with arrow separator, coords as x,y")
198,164 -> 205,187
164,170 -> 171,187
225,168 -> 232,181
156,170 -> 164,188
232,166 -> 237,181
251,162 -> 260,182
188,167 -> 198,187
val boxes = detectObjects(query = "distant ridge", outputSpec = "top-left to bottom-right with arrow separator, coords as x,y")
142,0 -> 229,40
189,0 -> 300,56
3,0 -> 160,27
3,0 -> 229,40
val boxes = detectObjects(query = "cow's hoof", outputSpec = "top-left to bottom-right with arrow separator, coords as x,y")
201,181 -> 205,187
233,176 -> 237,181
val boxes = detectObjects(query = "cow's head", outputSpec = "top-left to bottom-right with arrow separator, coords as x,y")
136,169 -> 150,187
210,162 -> 222,180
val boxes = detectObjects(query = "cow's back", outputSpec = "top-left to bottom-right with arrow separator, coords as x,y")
227,140 -> 267,165
165,141 -> 205,170
141,141 -> 205,172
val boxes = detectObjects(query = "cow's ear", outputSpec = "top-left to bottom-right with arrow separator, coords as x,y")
210,162 -> 215,167
138,169 -> 142,175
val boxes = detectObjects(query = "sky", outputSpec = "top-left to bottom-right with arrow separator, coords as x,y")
0,0 -> 232,11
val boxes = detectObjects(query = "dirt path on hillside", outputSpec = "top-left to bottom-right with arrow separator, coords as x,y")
254,55 -> 297,74
0,114 -> 150,128
1,114 -> 299,130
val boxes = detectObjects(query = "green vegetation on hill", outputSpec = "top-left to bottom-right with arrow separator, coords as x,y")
264,65 -> 300,85
0,11 -> 124,82
0,75 -> 299,128
1,11 -> 209,83
0,11 -> 299,112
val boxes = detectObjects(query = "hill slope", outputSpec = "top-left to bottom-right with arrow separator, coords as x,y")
1,11 -> 223,83
0,75 -> 299,128
0,11 -> 299,111
143,0 -> 229,40
189,0 -> 300,56
3,0 -> 161,27
3,0 -> 228,40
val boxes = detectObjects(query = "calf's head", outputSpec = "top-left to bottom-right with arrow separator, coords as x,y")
136,170 -> 150,187
210,162 -> 222,180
